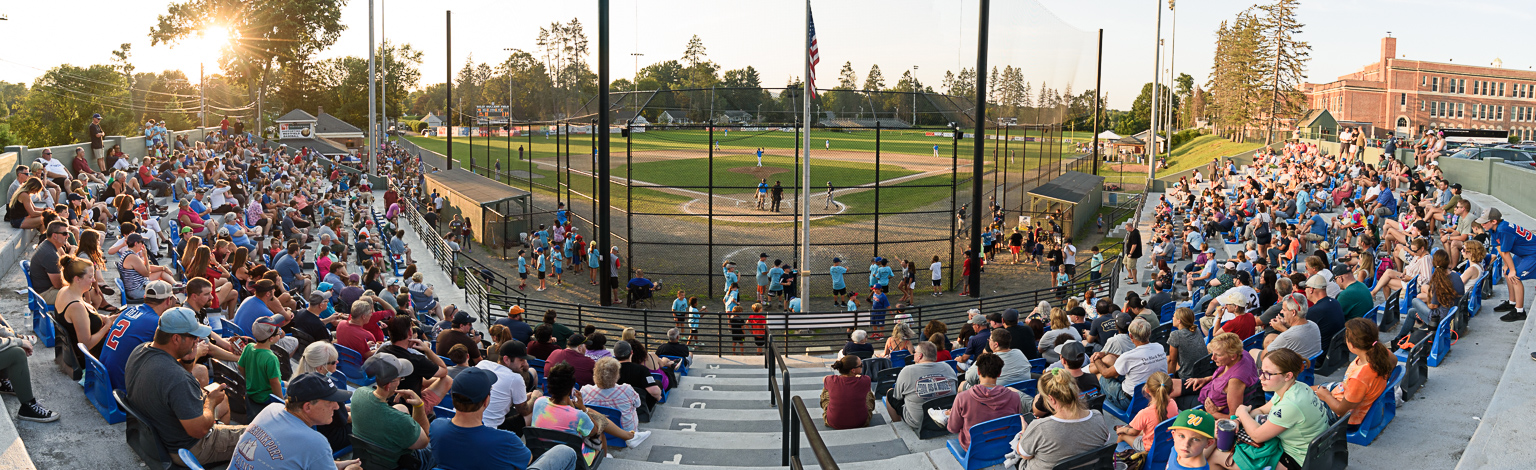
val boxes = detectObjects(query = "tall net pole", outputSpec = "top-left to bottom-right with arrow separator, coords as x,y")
799,0 -> 813,309
968,0 -> 990,297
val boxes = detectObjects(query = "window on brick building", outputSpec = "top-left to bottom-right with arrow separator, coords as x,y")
1460,79 -> 1466,94
1499,105 -> 1504,120
1458,103 -> 1464,118
1500,82 -> 1505,97
1401,93 -> 1407,106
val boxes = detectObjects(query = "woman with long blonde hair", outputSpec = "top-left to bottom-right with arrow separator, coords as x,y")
1014,369 -> 1114,467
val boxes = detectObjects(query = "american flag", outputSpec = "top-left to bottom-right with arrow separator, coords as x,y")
807,6 -> 820,99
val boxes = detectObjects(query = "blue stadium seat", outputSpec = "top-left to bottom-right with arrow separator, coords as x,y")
1428,307 -> 1458,367
78,344 -> 126,424
651,372 -> 669,404
946,414 -> 1023,470
1028,358 -> 1049,375
659,355 -> 688,376
1299,351 -> 1321,386
1242,332 -> 1265,352
588,404 -> 627,448
334,344 -> 376,387
433,405 -> 456,420
890,350 -> 913,369
1160,302 -> 1176,323
1346,364 -> 1404,446
176,449 -> 205,470
1104,383 -> 1147,424
1005,379 -> 1037,397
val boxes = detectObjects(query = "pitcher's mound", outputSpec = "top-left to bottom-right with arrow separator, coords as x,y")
728,166 -> 791,180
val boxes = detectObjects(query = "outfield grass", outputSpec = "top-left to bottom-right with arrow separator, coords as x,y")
619,154 -> 919,191
405,128 -> 1083,163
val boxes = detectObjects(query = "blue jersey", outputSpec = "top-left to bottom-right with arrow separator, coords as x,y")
768,267 -> 786,291
100,304 -> 160,390
518,256 -> 528,273
829,265 -> 847,290
1496,221 -> 1536,257
723,270 -> 739,290
875,266 -> 894,287
758,183 -> 769,194
672,298 -> 689,312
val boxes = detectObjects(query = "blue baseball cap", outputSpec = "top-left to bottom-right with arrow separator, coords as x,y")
158,307 -> 213,337
450,367 -> 498,402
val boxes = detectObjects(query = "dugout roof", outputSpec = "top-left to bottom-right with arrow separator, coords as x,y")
1028,171 -> 1105,204
424,168 -> 530,207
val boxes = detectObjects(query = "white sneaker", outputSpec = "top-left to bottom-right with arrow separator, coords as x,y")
625,430 -> 652,447
927,409 -> 950,426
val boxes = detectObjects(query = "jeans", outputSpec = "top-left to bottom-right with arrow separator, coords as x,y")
1099,376 -> 1130,409
529,445 -> 579,470
1398,298 -> 1438,338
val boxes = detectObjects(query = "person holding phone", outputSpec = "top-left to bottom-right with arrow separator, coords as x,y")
124,307 -> 247,467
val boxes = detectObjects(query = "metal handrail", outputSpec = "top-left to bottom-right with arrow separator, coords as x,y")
792,395 -> 839,470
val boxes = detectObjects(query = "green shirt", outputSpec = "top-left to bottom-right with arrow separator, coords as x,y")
1337,281 -> 1373,320
237,344 -> 280,402
1265,385 -> 1332,465
351,385 -> 423,458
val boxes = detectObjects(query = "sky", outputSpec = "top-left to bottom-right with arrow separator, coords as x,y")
4,0 -> 1536,110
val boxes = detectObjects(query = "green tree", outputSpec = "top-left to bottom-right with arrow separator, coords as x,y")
150,0 -> 348,125
1257,0 -> 1310,143
13,64 -> 134,146
862,64 -> 884,93
1115,82 -> 1180,137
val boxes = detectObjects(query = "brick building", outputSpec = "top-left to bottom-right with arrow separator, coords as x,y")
1303,36 -> 1536,141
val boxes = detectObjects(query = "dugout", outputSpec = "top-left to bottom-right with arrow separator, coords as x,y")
1025,171 -> 1104,241
422,168 -> 532,253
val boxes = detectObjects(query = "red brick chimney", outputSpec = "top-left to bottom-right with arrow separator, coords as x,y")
1381,36 -> 1397,74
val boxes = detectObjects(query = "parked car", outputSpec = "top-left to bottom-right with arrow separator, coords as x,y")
1445,147 -> 1536,168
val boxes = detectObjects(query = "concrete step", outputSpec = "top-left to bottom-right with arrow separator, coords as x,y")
679,375 -> 828,389
597,452 -> 942,470
658,413 -> 889,433
617,426 -> 910,467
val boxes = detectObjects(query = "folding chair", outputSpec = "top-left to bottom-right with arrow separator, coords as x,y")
918,394 -> 957,439
1315,330 -> 1350,376
588,404 -> 627,448
1427,307 -> 1458,367
1052,442 -> 1117,470
523,427 -> 603,470
334,344 -> 376,387
1298,412 -> 1352,470
116,390 -> 176,469
872,367 -> 902,399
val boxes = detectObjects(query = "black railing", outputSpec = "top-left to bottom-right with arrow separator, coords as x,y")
767,335 -> 838,470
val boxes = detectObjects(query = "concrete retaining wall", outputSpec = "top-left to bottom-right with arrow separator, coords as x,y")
1438,156 -> 1536,218
0,127 -> 221,200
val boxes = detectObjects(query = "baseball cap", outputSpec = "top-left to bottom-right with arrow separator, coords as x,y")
251,314 -> 287,342
1331,264 -> 1353,277
66,193 -> 85,202
317,282 -> 334,293
92,113 -> 102,119
499,340 -> 528,360
1306,273 -> 1329,290
1450,183 -> 1462,190
612,340 -> 633,360
363,354 -> 414,383
507,305 -> 525,317
449,367 -> 499,403
308,290 -> 331,305
968,314 -> 988,326
1223,261 -> 1236,270
1220,290 -> 1249,308
451,310 -> 475,325
158,307 -> 212,337
566,334 -> 587,348
1169,409 -> 1217,439
759,253 -> 768,258
1114,312 -> 1134,332
1059,341 -> 1086,366
1475,207 -> 1502,224
832,257 -> 841,263
1001,308 -> 1020,324
387,278 -> 402,287
287,372 -> 352,403
144,280 -> 175,300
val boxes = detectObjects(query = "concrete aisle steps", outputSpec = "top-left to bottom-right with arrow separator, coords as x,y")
601,354 -> 962,469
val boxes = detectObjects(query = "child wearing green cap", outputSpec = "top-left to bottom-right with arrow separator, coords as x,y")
1167,408 -> 1216,470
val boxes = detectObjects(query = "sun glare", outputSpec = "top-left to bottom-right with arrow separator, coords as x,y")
178,25 -> 234,75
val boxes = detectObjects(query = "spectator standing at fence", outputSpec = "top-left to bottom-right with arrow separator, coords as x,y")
88,113 -> 106,171
829,257 -> 848,307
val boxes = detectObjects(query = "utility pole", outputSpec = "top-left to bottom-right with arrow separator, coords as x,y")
1165,0 -> 1176,144
968,0 -> 990,298
912,65 -> 920,126
598,0 -> 613,306
381,0 -> 389,155
1092,29 -> 1103,175
1266,15 -> 1283,146
1146,0 -> 1163,185
200,63 -> 206,128
445,11 -> 452,171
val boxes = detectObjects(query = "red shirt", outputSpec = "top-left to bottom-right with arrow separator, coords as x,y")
359,310 -> 395,342
749,315 -> 766,336
822,374 -> 873,430
335,322 -> 379,359
1220,312 -> 1258,338
546,348 -> 597,387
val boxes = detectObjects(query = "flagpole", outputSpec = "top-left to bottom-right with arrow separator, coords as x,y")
800,0 -> 812,312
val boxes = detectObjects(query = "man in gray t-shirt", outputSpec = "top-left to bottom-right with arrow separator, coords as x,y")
1258,293 -> 1323,363
886,342 -> 957,429
965,329 -> 1031,387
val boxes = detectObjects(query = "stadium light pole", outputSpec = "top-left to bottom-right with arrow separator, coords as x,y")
968,0 -> 990,298
912,65 -> 919,127
598,0 -> 613,306
368,0 -> 376,174
1146,0 -> 1163,187
445,11 -> 452,171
